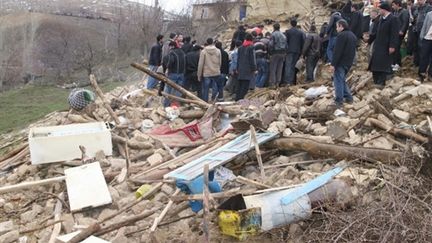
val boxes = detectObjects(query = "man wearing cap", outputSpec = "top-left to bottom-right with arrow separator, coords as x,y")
368,1 -> 399,87
329,19 -> 357,108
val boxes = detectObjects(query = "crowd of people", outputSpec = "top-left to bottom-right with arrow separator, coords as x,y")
146,0 -> 432,108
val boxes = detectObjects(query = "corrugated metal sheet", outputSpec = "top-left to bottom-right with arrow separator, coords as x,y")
164,131 -> 278,181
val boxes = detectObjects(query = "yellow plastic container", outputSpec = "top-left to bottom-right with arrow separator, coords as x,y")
218,209 -> 261,241
135,184 -> 152,199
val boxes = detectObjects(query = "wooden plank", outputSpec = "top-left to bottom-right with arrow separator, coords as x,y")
64,162 -> 112,212
250,125 -> 265,182
0,176 -> 66,194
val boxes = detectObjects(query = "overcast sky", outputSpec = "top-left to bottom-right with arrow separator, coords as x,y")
129,0 -> 190,13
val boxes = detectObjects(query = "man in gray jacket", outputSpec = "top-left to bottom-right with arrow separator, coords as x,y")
197,38 -> 222,102
268,23 -> 286,87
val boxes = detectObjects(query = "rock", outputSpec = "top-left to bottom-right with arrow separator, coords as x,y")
98,209 -> 116,222
6,174 -> 18,183
16,164 -> 31,177
108,186 -> 121,203
3,203 -> 14,213
160,184 -> 174,195
308,163 -> 323,173
353,100 -> 368,110
344,130 -> 362,145
288,224 -> 302,237
313,127 -> 327,136
109,158 -> 126,171
61,214 -> 75,233
377,114 -> 393,126
0,230 -> 19,243
76,216 -> 98,226
20,209 -> 39,223
348,105 -> 370,118
0,198 -> 5,208
268,121 -> 287,133
333,117 -> 358,129
147,153 -> 163,167
0,221 -> 14,235
392,109 -> 410,122
18,236 -> 28,243
111,228 -> 128,243
95,150 -> 106,161
283,128 -> 293,137
364,137 -> 393,150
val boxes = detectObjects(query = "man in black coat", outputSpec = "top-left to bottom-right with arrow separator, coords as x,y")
284,19 -> 305,85
215,41 -> 230,101
330,19 -> 357,108
392,0 -> 410,68
181,36 -> 193,54
185,45 -> 203,98
147,34 -> 164,89
368,1 -> 399,87
350,3 -> 364,40
230,25 -> 246,51
235,34 -> 257,101
326,12 -> 343,62
162,41 -> 186,107
302,25 -> 321,82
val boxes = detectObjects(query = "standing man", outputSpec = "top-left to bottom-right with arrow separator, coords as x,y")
185,45 -> 202,98
330,19 -> 357,108
302,25 -> 321,83
268,23 -> 287,87
162,33 -> 177,61
235,34 -> 257,101
392,0 -> 410,70
350,3 -> 364,40
284,19 -> 305,86
254,36 -> 269,87
215,41 -> 229,101
147,34 -> 163,89
197,38 -> 221,102
368,1 -> 399,87
411,0 -> 432,65
419,11 -> 432,81
162,41 -> 186,107
326,11 -> 343,63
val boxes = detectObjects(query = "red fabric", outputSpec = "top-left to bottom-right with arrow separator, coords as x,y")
242,40 -> 254,47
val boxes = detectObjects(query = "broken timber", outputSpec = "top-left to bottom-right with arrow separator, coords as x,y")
269,137 -> 402,163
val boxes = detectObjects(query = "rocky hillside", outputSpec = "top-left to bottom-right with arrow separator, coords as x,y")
0,1 -> 164,92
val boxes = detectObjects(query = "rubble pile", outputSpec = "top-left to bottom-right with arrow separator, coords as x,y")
0,59 -> 431,242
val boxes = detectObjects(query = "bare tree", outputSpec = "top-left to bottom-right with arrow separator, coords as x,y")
71,34 -> 108,76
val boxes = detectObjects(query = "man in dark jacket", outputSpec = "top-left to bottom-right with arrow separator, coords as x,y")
302,25 -> 321,82
235,34 -> 257,101
410,0 -> 432,65
162,41 -> 186,107
185,45 -> 202,98
181,36 -> 193,54
215,41 -> 229,101
330,19 -> 356,108
147,34 -> 164,89
268,23 -> 287,87
392,0 -> 410,68
284,19 -> 305,85
326,12 -> 343,62
230,25 -> 246,51
368,1 -> 399,87
350,3 -> 364,40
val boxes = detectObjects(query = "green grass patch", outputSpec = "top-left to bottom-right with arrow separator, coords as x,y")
0,82 -> 124,134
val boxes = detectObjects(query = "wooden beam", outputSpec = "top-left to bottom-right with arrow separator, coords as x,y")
0,176 -> 66,194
